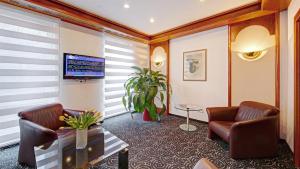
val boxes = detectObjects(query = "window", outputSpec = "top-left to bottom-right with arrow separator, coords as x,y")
0,4 -> 60,147
104,34 -> 149,118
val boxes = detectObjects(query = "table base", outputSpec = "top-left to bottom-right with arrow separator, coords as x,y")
179,124 -> 197,131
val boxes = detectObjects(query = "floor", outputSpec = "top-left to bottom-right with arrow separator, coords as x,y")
0,113 -> 295,169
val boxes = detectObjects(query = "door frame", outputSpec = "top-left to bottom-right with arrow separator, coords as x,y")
294,9 -> 300,168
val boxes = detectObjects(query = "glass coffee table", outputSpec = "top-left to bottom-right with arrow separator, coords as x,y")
175,104 -> 202,132
34,126 -> 129,169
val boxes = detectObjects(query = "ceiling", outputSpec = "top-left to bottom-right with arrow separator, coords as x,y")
59,0 -> 258,35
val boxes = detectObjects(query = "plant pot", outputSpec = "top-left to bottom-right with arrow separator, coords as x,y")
143,109 -> 154,121
76,128 -> 87,149
143,108 -> 164,121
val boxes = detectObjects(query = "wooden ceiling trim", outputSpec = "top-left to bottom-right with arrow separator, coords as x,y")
229,11 -> 276,41
32,0 -> 149,38
0,0 -> 289,45
0,0 -> 149,42
261,0 -> 291,11
149,2 -> 261,43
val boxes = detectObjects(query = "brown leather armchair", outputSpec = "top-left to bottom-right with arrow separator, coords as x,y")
18,103 -> 81,167
207,101 -> 279,159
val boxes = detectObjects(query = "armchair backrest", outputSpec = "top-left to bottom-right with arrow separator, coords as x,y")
235,101 -> 279,122
18,103 -> 65,130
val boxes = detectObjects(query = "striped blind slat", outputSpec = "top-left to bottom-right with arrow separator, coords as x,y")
104,35 -> 149,118
0,4 -> 60,148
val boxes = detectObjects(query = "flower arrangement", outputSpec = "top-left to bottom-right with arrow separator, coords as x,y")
59,110 -> 102,130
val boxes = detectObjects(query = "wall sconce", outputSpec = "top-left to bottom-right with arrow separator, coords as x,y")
152,46 -> 167,68
232,25 -> 275,62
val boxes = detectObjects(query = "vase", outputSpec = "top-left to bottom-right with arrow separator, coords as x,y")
76,128 -> 87,149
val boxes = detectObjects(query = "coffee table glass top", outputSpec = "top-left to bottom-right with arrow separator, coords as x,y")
34,126 -> 129,169
175,104 -> 202,111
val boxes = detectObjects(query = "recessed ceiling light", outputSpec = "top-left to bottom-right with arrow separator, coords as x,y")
150,18 -> 155,23
123,3 -> 130,9
199,0 -> 205,2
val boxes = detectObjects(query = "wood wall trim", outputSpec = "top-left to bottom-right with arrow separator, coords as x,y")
275,13 -> 280,108
149,41 -> 170,115
261,0 -> 291,11
228,26 -> 232,107
230,14 -> 276,41
294,8 -> 300,168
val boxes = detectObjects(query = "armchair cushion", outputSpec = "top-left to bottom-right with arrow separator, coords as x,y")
209,121 -> 234,142
235,101 -> 279,121
206,107 -> 239,121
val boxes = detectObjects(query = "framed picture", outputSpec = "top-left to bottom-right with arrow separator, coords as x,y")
183,49 -> 207,81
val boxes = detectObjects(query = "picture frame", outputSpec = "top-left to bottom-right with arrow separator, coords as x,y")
183,49 -> 207,81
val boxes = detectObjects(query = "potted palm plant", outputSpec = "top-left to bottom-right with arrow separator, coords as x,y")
122,66 -> 169,121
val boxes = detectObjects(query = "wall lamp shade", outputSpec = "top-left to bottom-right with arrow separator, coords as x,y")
152,46 -> 167,68
231,25 -> 275,61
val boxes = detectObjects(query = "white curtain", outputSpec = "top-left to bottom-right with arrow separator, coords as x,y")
104,34 -> 149,118
0,4 -> 60,147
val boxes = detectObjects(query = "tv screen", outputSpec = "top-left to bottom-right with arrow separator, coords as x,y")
63,53 -> 105,79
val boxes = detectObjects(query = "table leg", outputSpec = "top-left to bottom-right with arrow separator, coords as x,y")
118,148 -> 128,169
187,108 -> 190,131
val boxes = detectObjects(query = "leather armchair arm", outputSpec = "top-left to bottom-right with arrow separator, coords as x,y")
229,116 -> 278,158
19,119 -> 57,146
206,107 -> 239,122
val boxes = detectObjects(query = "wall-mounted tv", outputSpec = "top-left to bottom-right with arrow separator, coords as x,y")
63,53 -> 105,79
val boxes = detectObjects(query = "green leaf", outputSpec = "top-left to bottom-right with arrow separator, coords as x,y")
122,96 -> 127,110
160,82 -> 167,91
133,95 -> 139,112
159,104 -> 166,115
160,92 -> 164,102
146,87 -> 158,102
146,103 -> 157,120
139,92 -> 146,107
131,66 -> 142,73
127,94 -> 133,110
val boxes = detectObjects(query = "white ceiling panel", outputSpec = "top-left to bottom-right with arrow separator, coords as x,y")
59,0 -> 258,35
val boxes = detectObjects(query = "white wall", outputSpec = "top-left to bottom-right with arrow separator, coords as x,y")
285,0 -> 300,151
59,22 -> 104,113
231,46 -> 276,106
169,26 -> 228,122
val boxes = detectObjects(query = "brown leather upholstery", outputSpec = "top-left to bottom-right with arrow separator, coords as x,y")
19,103 -> 65,130
209,121 -> 233,142
207,101 -> 279,159
18,103 -> 81,167
235,101 -> 278,121
193,158 -> 218,169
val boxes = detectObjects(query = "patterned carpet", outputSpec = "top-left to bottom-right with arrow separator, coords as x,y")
0,113 -> 296,169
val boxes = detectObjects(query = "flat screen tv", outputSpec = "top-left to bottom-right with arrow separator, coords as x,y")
63,53 -> 105,79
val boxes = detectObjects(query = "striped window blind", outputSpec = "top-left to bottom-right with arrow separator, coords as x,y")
0,4 -> 60,147
104,34 -> 149,118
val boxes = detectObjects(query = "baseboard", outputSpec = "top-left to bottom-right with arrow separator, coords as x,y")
168,113 -> 208,124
